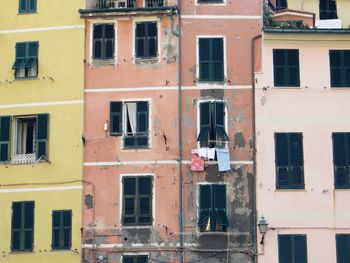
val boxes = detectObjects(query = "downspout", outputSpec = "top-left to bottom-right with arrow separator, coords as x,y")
176,0 -> 184,262
251,33 -> 262,263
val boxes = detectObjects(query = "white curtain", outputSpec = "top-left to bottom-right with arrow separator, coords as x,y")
126,103 -> 137,134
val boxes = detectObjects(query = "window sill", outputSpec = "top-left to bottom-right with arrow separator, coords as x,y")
273,86 -> 302,89
334,188 -> 350,190
275,188 -> 306,192
329,87 -> 350,89
121,225 -> 153,229
10,251 -> 34,254
14,77 -> 39,81
196,2 -> 226,5
198,231 -> 227,236
134,58 -> 159,64
90,59 -> 116,66
17,11 -> 38,15
121,147 -> 151,152
50,248 -> 72,252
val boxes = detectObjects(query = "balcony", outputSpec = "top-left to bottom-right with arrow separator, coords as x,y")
81,0 -> 177,17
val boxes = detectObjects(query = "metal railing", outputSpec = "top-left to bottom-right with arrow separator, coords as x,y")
145,0 -> 165,7
95,0 -> 136,8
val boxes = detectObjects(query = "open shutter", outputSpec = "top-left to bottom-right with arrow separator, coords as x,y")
294,235 -> 307,263
36,114 -> 49,160
13,43 -> 27,70
290,133 -> 304,187
278,235 -> 292,263
275,133 -> 289,188
336,234 -> 350,263
213,185 -> 228,230
110,102 -> 123,135
198,185 -> 211,231
214,102 -> 229,142
197,102 -> 211,145
136,102 -> 149,147
0,116 -> 11,162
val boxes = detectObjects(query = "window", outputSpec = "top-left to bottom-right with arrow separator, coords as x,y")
19,0 -> 36,13
123,255 -> 149,263
145,0 -> 164,7
110,101 -> 149,149
278,235 -> 308,263
122,176 -> 152,226
320,0 -> 337,20
199,38 -> 224,82
330,50 -> 350,88
336,234 -> 350,263
332,133 -> 350,189
93,24 -> 115,60
197,0 -> 224,3
11,201 -> 34,252
197,101 -> 229,148
12,42 -> 38,79
273,49 -> 300,87
52,210 -> 72,250
276,0 -> 287,10
135,22 -> 158,59
275,133 -> 304,189
198,184 -> 228,232
0,114 -> 49,164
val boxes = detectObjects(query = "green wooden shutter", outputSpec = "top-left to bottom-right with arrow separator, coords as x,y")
23,202 -> 34,250
214,102 -> 229,141
36,114 -> 49,160
273,49 -> 300,87
213,185 -> 228,230
211,38 -> 224,81
13,43 -> 27,70
11,202 -> 23,251
332,133 -> 349,188
0,116 -> 11,162
287,50 -> 300,87
28,0 -> 36,12
19,0 -> 27,13
278,235 -> 292,263
294,235 -> 307,263
198,185 -> 211,230
138,176 -> 152,225
275,133 -> 289,188
197,102 -> 211,146
336,234 -> 350,263
290,133 -> 304,187
136,102 -> 149,147
123,177 -> 137,225
199,38 -> 210,81
110,102 -> 123,135
12,201 -> 34,251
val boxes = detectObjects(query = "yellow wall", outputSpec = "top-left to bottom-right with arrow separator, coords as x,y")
0,0 -> 84,262
288,0 -> 350,28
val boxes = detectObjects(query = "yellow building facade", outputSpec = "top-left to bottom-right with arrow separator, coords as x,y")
0,1 -> 84,262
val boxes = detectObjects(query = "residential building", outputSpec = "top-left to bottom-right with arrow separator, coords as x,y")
255,1 -> 350,262
0,0 -> 85,262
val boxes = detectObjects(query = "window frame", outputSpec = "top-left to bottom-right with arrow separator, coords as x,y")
13,115 -> 37,156
197,99 -> 229,149
274,132 -> 305,189
196,35 -> 226,84
122,254 -> 149,263
51,210 -> 72,250
13,41 -> 39,80
329,50 -> 350,88
120,174 -> 154,227
332,133 -> 350,189
197,183 -> 229,233
278,234 -> 308,263
276,0 -> 288,10
319,0 -> 338,20
273,49 -> 300,88
11,201 -> 35,252
18,0 -> 37,14
133,18 -> 160,62
90,22 -> 117,63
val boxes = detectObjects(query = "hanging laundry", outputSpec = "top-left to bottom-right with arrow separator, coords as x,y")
191,149 -> 204,172
198,147 -> 216,160
216,148 -> 231,172
207,148 -> 216,160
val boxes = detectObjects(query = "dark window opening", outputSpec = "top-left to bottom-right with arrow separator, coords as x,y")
15,117 -> 36,155
135,22 -> 158,59
332,133 -> 350,189
197,0 -> 224,3
145,0 -> 164,7
93,24 -> 115,60
123,176 -> 152,226
11,201 -> 34,252
123,255 -> 148,263
12,42 -> 38,79
52,210 -> 72,250
19,0 -> 36,13
330,50 -> 350,88
276,0 -> 287,10
197,101 -> 228,148
199,38 -> 224,82
198,184 -> 228,232
0,116 -> 11,162
320,0 -> 337,20
278,235 -> 308,263
336,234 -> 350,263
273,49 -> 300,87
275,133 -> 304,189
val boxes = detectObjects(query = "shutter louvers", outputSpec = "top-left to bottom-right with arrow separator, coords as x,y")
36,114 -> 49,160
197,102 -> 211,145
0,116 -> 11,162
278,235 -> 292,263
110,102 -> 123,135
336,234 -> 350,263
294,235 -> 307,263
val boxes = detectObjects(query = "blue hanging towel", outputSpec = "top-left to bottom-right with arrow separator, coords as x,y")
216,148 -> 231,172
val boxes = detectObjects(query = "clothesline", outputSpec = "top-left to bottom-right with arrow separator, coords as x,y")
208,140 -> 236,144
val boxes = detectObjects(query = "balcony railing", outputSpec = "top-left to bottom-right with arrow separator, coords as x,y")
95,0 -> 165,9
11,154 -> 36,164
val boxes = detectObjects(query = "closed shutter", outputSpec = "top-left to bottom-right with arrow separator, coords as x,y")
199,38 -> 224,82
19,0 -> 27,12
123,177 -> 136,225
28,0 -> 36,12
275,133 -> 289,188
273,49 -> 300,87
294,235 -> 307,263
278,235 -> 292,263
93,25 -> 103,59
12,43 -> 26,70
332,133 -> 349,188
214,102 -> 229,141
104,24 -> 115,59
146,22 -> 157,57
336,234 -> 350,263
136,102 -> 149,147
138,176 -> 152,224
290,133 -> 304,186
197,102 -> 211,145
199,38 -> 210,81
0,116 -> 11,162
110,102 -> 123,135
213,185 -> 228,229
198,185 -> 211,230
36,114 -> 49,160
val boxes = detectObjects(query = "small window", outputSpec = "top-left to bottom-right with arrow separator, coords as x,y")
52,210 -> 72,250
11,201 -> 35,252
332,133 -> 350,189
122,176 -> 152,226
12,42 -> 38,79
320,0 -> 337,20
135,22 -> 158,59
19,0 -> 36,13
278,235 -> 308,263
198,184 -> 228,232
199,38 -> 224,82
330,50 -> 350,88
145,0 -> 164,7
273,49 -> 300,87
93,24 -> 115,60
276,0 -> 287,10
275,133 -> 304,189
197,101 -> 229,148
336,234 -> 350,263
197,0 -> 224,3
123,255 -> 149,263
110,101 -> 150,149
